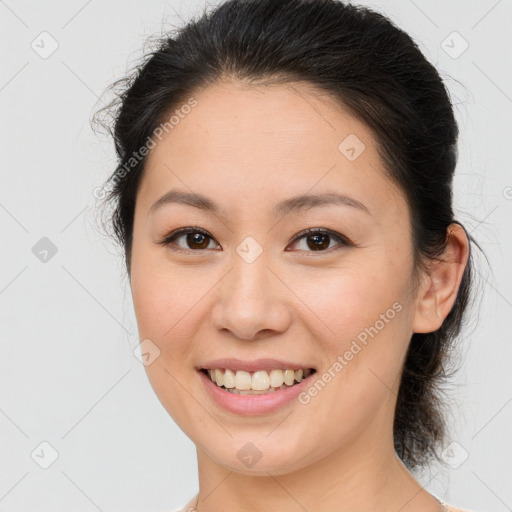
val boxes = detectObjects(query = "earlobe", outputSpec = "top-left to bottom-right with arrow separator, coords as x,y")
411,224 -> 470,334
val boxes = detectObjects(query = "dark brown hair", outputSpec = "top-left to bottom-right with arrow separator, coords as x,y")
93,0 -> 484,472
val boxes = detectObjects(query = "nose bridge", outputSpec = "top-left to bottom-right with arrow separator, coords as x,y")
210,235 -> 291,339
229,235 -> 274,304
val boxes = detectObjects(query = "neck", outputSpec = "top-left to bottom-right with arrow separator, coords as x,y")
191,426 -> 441,512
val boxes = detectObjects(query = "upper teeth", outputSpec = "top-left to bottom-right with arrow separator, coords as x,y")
206,368 -> 312,391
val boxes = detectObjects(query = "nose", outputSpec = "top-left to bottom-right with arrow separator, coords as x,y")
210,249 -> 292,341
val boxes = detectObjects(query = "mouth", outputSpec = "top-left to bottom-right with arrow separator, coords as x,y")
199,367 -> 317,395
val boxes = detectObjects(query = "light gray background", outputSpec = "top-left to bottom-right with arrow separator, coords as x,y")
0,0 -> 511,511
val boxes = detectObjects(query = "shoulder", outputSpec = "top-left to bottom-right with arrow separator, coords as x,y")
445,505 -> 475,512
171,504 -> 473,512
170,501 -> 197,512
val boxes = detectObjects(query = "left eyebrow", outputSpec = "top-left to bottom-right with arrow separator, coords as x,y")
149,189 -> 370,217
272,192 -> 370,216
149,189 -> 222,216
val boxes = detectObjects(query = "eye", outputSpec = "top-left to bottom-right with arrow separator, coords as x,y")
157,227 -> 220,252
286,228 -> 351,254
156,227 -> 351,254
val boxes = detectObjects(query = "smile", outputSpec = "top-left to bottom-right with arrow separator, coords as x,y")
201,368 -> 315,395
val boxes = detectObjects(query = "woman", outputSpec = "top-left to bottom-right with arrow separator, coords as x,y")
95,0 -> 481,510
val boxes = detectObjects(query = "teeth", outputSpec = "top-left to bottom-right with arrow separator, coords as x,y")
283,369 -> 295,386
215,369 -> 224,387
252,371 -> 270,391
205,367 -> 314,392
223,369 -> 236,388
269,369 -> 284,388
235,370 -> 252,390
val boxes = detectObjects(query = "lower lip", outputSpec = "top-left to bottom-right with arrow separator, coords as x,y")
198,370 -> 315,416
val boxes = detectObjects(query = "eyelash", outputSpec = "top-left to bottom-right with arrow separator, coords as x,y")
157,226 -> 352,255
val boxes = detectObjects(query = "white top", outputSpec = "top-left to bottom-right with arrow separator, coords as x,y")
172,498 -> 475,512
171,504 -> 473,512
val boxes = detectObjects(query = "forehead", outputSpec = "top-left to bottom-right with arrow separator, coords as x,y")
137,80 -> 406,221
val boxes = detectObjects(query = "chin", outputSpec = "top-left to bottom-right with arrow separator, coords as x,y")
200,435 -> 316,476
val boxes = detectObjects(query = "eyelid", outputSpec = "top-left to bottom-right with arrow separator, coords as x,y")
287,227 -> 351,250
157,226 -> 351,253
157,226 -> 220,251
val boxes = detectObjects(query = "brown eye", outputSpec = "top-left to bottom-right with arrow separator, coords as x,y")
157,227 -> 350,255
182,232 -> 211,250
287,228 -> 351,253
158,227 -> 220,251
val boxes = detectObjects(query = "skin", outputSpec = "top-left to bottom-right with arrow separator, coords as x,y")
129,80 -> 469,512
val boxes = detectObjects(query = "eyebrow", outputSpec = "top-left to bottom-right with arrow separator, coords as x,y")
149,189 -> 370,217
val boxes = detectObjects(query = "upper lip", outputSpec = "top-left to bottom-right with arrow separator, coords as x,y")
197,358 -> 315,373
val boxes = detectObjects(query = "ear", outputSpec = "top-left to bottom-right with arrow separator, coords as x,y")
412,223 -> 470,334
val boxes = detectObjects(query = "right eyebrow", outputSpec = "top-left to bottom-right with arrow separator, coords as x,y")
149,189 -> 371,218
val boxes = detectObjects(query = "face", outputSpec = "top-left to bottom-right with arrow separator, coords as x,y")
130,80 -> 420,476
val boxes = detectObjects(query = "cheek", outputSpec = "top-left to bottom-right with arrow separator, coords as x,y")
299,264 -> 401,339
131,270 -> 190,341
297,273 -> 410,453
130,246 -> 215,349
130,241 -> 177,341
301,258 -> 411,387
130,251 -> 209,428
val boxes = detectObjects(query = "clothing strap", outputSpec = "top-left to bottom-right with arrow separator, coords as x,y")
433,495 -> 449,512
184,494 -> 449,511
